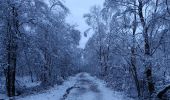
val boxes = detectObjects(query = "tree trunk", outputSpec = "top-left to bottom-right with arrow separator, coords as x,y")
131,47 -> 141,98
130,3 -> 141,98
137,0 -> 155,97
6,6 -> 18,97
144,31 -> 155,97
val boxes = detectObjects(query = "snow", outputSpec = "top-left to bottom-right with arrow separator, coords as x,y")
68,73 -> 130,100
166,75 -> 170,82
0,94 -> 8,100
0,76 -> 41,100
16,76 -> 41,88
17,75 -> 78,100
17,73 -> 132,100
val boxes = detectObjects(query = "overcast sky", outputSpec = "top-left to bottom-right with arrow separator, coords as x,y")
65,0 -> 104,48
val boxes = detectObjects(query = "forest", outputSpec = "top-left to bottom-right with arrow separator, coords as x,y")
0,0 -> 170,100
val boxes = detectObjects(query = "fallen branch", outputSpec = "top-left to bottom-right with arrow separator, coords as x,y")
60,85 -> 80,100
157,85 -> 170,99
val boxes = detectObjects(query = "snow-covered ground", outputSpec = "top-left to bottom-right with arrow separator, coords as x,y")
16,73 -> 132,100
0,76 -> 41,100
16,76 -> 41,88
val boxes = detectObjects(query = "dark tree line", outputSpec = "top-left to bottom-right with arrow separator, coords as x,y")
0,0 -> 81,97
83,0 -> 170,99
